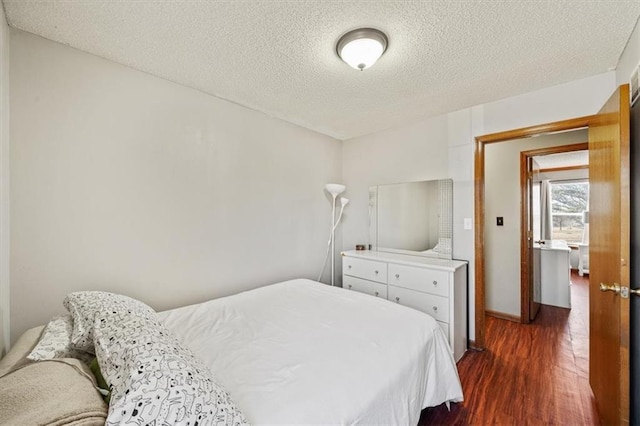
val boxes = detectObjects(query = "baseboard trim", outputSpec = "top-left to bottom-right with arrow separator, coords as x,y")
485,309 -> 521,323
467,339 -> 485,352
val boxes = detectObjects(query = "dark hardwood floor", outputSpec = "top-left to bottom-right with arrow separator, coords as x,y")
419,271 -> 599,425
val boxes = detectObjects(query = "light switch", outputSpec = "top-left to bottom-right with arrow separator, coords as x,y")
497,217 -> 504,226
464,218 -> 472,230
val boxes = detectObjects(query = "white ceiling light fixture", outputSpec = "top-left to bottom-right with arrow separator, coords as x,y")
336,28 -> 388,71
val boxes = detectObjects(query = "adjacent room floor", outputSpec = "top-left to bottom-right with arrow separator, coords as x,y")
420,270 -> 598,425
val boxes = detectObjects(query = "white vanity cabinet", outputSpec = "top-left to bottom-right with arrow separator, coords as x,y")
342,250 -> 468,362
536,241 -> 572,309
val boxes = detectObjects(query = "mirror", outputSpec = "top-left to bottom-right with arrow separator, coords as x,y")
369,179 -> 453,259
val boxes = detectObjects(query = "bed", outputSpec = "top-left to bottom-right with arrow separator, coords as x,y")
159,278 -> 463,424
0,278 -> 463,425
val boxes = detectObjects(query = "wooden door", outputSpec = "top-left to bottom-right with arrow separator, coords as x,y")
589,84 -> 630,425
521,154 -> 542,323
529,158 -> 542,321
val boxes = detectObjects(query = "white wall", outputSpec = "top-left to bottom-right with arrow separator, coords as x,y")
0,4 -> 10,356
342,115 -> 450,249
617,16 -> 640,87
485,130 -> 587,316
10,30 -> 342,342
343,71 -> 615,340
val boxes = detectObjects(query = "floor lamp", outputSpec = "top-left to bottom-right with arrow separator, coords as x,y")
325,183 -> 348,286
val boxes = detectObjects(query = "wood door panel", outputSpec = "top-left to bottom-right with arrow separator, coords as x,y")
519,153 -> 532,323
530,157 -> 541,321
588,84 -> 630,425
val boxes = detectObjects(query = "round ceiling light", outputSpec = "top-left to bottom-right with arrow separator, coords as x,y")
336,28 -> 388,71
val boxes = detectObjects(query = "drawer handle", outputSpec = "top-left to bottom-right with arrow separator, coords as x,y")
348,285 -> 352,289
395,273 -> 400,279
374,270 -> 379,275
375,291 -> 379,297
433,280 -> 438,286
395,297 -> 400,303
433,306 -> 438,312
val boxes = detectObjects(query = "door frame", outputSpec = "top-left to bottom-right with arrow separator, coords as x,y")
519,142 -> 589,323
474,115 -> 595,347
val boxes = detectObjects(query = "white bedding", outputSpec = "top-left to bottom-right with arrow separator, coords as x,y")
158,279 -> 463,425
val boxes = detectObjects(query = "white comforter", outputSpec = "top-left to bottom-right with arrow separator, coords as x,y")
158,279 -> 463,425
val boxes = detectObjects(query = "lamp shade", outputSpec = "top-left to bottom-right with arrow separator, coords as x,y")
325,183 -> 346,196
337,28 -> 388,71
340,197 -> 350,207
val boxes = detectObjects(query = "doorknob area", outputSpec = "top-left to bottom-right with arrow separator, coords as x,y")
618,286 -> 639,299
599,283 -> 621,294
621,287 -> 640,298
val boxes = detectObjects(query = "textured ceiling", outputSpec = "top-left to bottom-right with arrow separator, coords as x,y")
4,1 -> 640,140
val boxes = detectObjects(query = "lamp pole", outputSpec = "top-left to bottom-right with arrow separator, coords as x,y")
330,192 -> 337,286
324,184 -> 346,286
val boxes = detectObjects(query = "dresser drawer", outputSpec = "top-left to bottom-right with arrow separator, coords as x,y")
388,264 -> 449,297
388,285 -> 449,323
343,276 -> 388,299
343,257 -> 387,284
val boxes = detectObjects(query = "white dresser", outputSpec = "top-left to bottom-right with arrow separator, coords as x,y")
341,250 -> 468,362
535,240 -> 572,309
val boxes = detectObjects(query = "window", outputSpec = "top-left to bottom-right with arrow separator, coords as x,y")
550,181 -> 589,243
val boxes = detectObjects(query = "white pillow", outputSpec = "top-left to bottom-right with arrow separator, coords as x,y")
63,291 -> 156,353
93,307 -> 249,425
26,315 -> 93,363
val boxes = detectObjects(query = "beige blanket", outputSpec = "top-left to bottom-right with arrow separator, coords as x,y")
0,328 -> 108,426
0,325 -> 44,377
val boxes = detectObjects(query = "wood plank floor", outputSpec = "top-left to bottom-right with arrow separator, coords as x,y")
419,271 -> 599,425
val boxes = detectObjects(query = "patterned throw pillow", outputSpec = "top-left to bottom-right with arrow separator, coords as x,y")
26,315 -> 94,363
93,307 -> 249,425
63,291 -> 156,353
